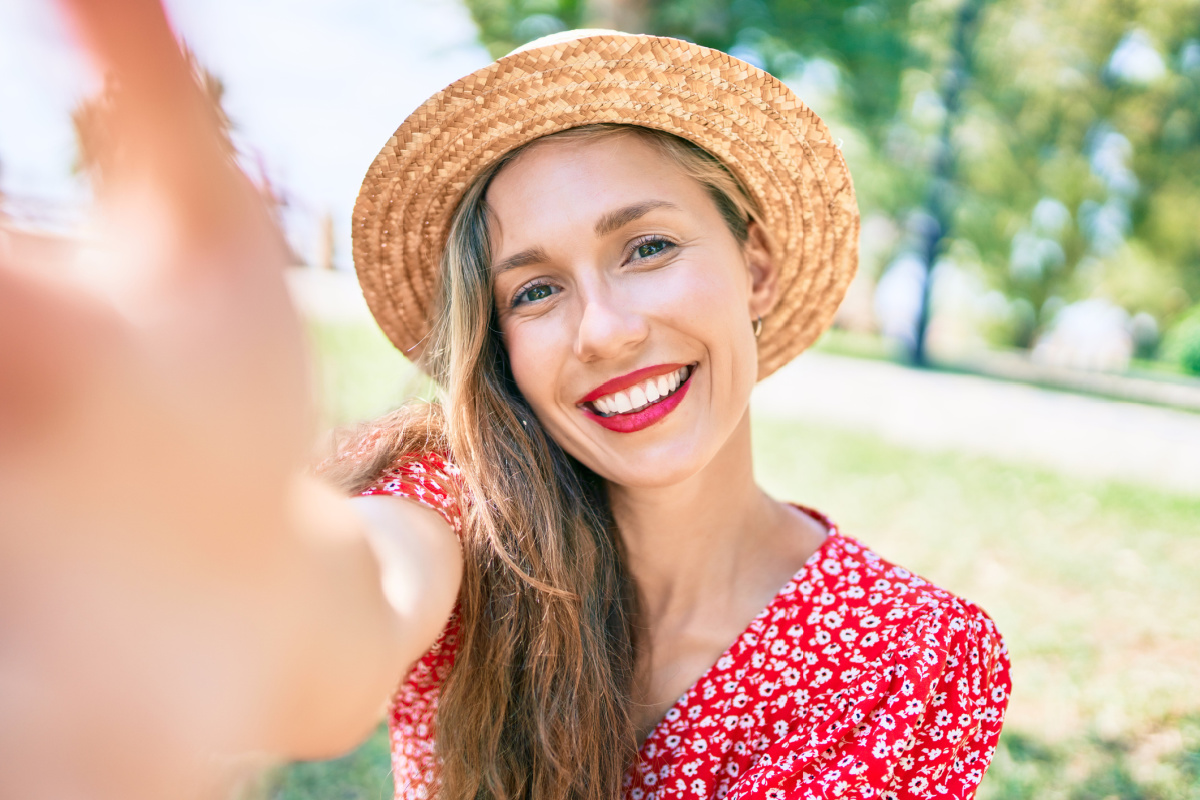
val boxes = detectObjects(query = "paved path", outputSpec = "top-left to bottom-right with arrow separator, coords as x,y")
752,353 -> 1200,497
286,271 -> 1200,496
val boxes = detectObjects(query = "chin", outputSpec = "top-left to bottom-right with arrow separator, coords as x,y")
585,442 -> 717,490
541,393 -> 750,491
604,467 -> 697,490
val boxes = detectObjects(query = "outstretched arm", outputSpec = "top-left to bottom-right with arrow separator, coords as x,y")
0,2 -> 458,798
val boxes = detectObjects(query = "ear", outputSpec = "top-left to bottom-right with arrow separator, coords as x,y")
743,220 -> 779,318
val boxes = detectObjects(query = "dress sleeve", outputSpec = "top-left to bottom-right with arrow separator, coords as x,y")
358,451 -> 465,534
728,602 -> 1010,800
876,605 -> 1010,798
370,453 -> 466,800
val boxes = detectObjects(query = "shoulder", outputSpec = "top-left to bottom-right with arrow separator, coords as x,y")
726,523 -> 1010,798
851,533 -> 1006,671
359,451 -> 465,532
820,528 -> 1011,744
801,527 -> 1005,655
776,522 -> 1009,716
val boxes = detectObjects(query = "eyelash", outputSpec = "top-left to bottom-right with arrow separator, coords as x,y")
510,279 -> 557,308
508,236 -> 678,308
627,235 -> 677,263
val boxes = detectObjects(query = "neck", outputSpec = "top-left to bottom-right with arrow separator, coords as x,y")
607,410 -> 782,626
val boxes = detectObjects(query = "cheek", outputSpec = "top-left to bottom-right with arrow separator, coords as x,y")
671,260 -> 759,394
652,255 -> 753,348
502,316 -> 568,411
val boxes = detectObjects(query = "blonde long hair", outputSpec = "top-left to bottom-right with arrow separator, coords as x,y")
322,124 -> 760,800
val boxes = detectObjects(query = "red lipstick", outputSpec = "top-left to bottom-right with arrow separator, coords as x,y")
578,363 -> 690,405
579,364 -> 695,433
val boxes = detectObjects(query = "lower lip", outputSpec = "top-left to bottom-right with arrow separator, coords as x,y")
581,370 -> 694,433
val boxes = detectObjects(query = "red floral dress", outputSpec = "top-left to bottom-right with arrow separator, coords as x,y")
362,454 -> 1011,800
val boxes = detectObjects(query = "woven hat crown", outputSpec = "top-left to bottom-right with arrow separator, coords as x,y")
352,30 -> 859,379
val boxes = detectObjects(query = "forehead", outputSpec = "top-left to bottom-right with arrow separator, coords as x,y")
484,133 -> 712,235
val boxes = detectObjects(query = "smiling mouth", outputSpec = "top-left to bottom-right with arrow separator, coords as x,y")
584,365 -> 694,417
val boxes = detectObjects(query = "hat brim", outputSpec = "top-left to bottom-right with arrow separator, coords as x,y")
352,32 -> 859,380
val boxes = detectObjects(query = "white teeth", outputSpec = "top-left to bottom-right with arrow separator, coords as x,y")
589,365 -> 693,416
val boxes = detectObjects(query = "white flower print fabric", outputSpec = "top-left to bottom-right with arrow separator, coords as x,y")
362,453 -> 1011,800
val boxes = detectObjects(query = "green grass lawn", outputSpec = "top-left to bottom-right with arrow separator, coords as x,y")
269,322 -> 1200,800
752,418 -> 1200,799
305,319 -> 433,429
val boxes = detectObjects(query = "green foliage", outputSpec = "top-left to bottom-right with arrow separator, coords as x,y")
960,0 -> 1200,329
1162,305 -> 1200,376
651,0 -> 915,136
458,0 -> 1200,354
467,0 -> 587,58
460,0 -> 918,137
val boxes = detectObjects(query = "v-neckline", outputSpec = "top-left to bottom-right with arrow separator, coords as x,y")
634,506 -> 840,755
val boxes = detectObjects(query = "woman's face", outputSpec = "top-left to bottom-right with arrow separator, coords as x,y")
487,133 -> 776,488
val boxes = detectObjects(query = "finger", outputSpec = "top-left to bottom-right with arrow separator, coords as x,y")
55,0 -> 286,274
0,257 -> 115,451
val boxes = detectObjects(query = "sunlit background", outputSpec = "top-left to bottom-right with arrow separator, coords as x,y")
3,0 -> 1199,797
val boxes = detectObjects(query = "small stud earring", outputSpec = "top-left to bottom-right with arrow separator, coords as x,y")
753,315 -> 763,338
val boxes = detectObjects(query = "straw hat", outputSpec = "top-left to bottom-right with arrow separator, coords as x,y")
353,30 -> 859,380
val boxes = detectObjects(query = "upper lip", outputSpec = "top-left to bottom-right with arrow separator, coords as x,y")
578,363 -> 691,405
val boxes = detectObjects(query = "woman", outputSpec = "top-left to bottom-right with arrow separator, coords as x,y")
323,29 -> 1010,800
1,13 -> 1007,800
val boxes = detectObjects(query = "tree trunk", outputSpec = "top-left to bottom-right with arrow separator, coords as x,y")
911,0 -> 985,366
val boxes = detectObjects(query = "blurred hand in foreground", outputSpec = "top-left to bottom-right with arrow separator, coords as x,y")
0,1 -> 331,797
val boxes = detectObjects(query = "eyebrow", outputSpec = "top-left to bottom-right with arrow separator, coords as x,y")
491,200 -> 680,273
594,200 -> 679,237
493,246 -> 551,274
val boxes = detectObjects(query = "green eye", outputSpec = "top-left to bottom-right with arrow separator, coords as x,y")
636,240 -> 669,259
521,284 -> 554,303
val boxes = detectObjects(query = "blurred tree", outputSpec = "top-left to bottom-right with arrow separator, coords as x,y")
910,0 -> 985,364
463,0 -> 917,139
467,0 -> 587,59
1163,305 -> 1200,375
461,0 -> 1200,365
945,0 -> 1200,348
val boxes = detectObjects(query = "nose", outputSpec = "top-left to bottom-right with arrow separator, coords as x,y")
573,286 -> 650,363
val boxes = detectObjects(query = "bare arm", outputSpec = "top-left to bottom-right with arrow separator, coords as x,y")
247,484 -> 464,759
352,494 -> 465,680
0,1 -> 458,796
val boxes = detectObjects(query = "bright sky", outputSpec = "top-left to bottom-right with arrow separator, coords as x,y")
0,0 -> 490,266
